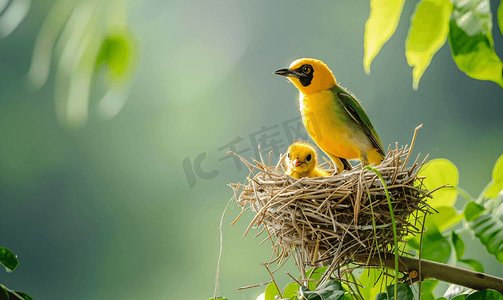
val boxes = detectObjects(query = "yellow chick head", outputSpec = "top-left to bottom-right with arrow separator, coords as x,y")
286,141 -> 318,175
274,58 -> 337,95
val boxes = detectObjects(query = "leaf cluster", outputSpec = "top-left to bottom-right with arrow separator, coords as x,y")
364,0 -> 503,89
24,0 -> 138,128
257,268 -> 503,300
411,154 -> 503,267
0,247 -> 33,299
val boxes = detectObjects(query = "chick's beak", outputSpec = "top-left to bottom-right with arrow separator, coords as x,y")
274,68 -> 306,79
293,159 -> 302,167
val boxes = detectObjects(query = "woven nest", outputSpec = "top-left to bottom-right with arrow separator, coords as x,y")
229,127 -> 435,279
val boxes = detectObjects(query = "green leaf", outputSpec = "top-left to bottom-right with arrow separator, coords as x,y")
451,231 -> 465,260
406,206 -> 462,244
0,247 -> 18,272
420,279 -> 439,300
405,0 -> 452,90
468,193 -> 503,263
444,284 -> 471,300
264,282 -> 280,300
451,295 -> 468,300
13,291 -> 35,300
465,289 -> 503,300
464,201 -> 485,222
488,192 -> 503,212
375,292 -> 388,300
0,285 -> 33,300
0,285 -> 9,300
0,0 -> 30,39
283,282 -> 301,299
421,228 -> 451,263
408,206 -> 461,245
95,30 -> 137,83
305,266 -> 328,290
358,269 -> 389,300
451,231 -> 485,272
448,0 -> 503,87
432,206 -> 464,232
469,209 -> 503,263
409,221 -> 451,263
375,283 -> 413,300
364,0 -> 406,74
459,259 -> 485,272
300,280 -> 347,300
484,154 -> 503,199
419,159 -> 458,208
389,283 -> 413,300
25,1 -> 80,91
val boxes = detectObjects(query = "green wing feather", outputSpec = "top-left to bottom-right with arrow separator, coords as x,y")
332,86 -> 385,156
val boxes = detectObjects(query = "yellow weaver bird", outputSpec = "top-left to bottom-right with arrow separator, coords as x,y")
285,141 -> 329,179
274,58 -> 385,171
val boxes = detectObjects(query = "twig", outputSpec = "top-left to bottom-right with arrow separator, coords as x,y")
427,184 -> 453,196
401,124 -> 423,173
236,280 -> 272,291
230,206 -> 245,226
262,263 -> 283,299
285,271 -> 303,286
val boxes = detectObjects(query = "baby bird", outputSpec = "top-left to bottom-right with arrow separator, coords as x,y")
285,141 -> 329,179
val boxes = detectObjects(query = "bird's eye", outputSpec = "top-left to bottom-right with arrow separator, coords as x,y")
302,65 -> 311,74
287,153 -> 291,159
306,154 -> 312,161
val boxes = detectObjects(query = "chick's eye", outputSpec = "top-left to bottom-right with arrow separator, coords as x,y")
306,154 -> 312,161
302,65 -> 311,74
287,153 -> 291,159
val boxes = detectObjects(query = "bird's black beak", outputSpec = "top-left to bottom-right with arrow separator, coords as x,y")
274,68 -> 306,79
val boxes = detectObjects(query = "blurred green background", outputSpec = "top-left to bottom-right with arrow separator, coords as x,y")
1,0 -> 502,299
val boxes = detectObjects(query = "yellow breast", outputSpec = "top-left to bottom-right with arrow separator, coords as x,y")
299,91 -> 361,160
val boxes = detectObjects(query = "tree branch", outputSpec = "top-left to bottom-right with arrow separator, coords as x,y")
363,255 -> 503,293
